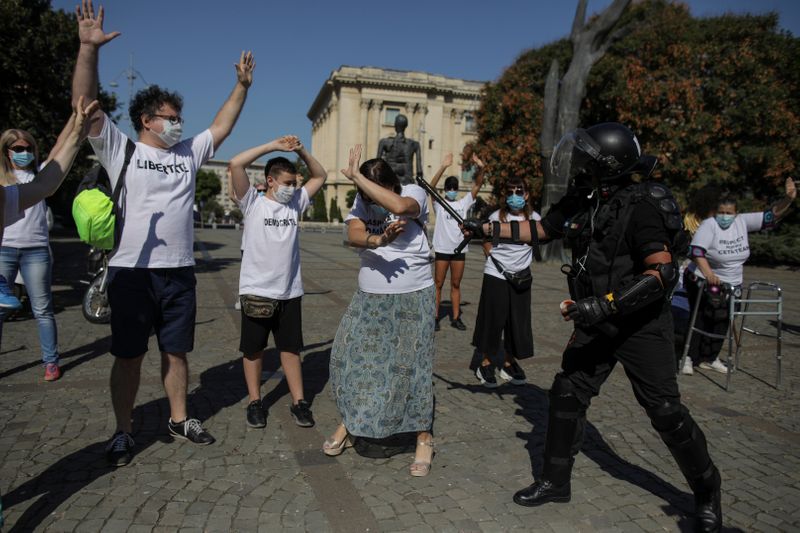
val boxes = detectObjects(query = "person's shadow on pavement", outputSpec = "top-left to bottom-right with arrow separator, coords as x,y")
4,340 -> 333,532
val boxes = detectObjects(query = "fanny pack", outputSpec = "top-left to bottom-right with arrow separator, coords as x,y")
239,294 -> 280,318
490,255 -> 532,292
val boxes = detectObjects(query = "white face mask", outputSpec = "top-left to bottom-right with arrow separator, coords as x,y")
154,118 -> 183,148
273,184 -> 295,204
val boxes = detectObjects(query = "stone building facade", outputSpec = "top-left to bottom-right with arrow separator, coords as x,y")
307,66 -> 487,218
200,159 -> 265,215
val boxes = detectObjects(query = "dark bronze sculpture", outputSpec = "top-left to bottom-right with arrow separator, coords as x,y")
377,114 -> 422,184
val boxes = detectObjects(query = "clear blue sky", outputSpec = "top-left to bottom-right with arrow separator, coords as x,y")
52,0 -> 799,161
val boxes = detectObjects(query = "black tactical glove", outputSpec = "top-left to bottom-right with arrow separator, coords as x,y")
462,218 -> 486,239
566,296 -> 615,327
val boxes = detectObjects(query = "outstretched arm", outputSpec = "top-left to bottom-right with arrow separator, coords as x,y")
209,51 -> 255,151
45,111 -> 78,163
470,154 -> 486,199
346,217 -> 407,249
20,97 -> 100,209
771,177 -> 797,220
429,153 -> 452,190
228,135 -> 299,201
298,141 -> 327,199
71,0 -> 120,137
341,145 -> 420,217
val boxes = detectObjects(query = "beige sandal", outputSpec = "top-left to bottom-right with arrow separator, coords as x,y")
322,425 -> 352,457
410,439 -> 435,477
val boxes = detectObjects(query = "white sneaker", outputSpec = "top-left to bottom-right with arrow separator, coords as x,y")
681,358 -> 694,375
699,359 -> 728,374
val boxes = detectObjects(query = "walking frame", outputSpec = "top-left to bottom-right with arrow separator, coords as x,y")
680,279 -> 783,391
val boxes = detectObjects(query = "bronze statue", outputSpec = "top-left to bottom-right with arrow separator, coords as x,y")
377,114 -> 422,184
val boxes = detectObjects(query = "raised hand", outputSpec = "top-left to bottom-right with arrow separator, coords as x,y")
71,95 -> 101,142
235,51 -> 255,88
271,135 -> 301,152
75,0 -> 120,47
786,177 -> 797,200
472,153 -> 486,168
442,153 -> 453,168
341,145 -> 363,181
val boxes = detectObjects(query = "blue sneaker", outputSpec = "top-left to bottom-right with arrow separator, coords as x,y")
0,276 -> 21,310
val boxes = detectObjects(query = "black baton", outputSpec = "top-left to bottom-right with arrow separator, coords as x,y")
415,175 -> 473,254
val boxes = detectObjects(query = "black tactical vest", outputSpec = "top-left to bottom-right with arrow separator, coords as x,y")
564,181 -> 685,300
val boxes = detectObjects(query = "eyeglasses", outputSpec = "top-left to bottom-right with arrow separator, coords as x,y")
505,186 -> 526,195
8,145 -> 33,153
152,114 -> 184,125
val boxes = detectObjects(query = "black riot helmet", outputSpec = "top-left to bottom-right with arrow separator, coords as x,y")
550,122 -> 658,183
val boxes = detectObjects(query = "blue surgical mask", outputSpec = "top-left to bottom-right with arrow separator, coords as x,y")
371,204 -> 389,218
11,151 -> 34,168
445,191 -> 458,201
257,190 -> 266,197
506,194 -> 526,211
715,214 -> 735,229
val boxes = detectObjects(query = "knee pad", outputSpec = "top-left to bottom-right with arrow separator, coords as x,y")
549,374 -> 585,418
648,400 -> 689,438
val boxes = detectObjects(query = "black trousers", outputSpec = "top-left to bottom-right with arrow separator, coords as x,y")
542,306 -> 717,496
684,271 -> 731,364
563,308 -> 679,411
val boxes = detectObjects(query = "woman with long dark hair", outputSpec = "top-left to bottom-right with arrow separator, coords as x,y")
323,145 -> 435,477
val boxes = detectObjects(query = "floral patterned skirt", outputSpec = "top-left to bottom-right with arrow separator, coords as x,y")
330,285 -> 435,438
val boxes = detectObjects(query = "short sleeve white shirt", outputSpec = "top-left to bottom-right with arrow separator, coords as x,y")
345,185 -> 433,294
432,193 -> 475,254
2,169 -> 49,248
484,209 -> 541,280
237,186 -> 310,299
88,114 -> 214,268
690,213 -> 763,286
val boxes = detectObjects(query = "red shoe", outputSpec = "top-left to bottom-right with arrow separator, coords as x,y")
44,363 -> 61,381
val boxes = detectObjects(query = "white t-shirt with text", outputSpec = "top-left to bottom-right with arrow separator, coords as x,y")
432,193 -> 475,254
237,186 -> 310,300
2,169 -> 49,248
88,114 -> 214,268
484,209 -> 541,280
691,213 -> 763,286
345,185 -> 433,294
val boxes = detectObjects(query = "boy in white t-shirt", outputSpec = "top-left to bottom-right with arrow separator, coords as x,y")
229,135 -> 327,430
72,2 -> 256,466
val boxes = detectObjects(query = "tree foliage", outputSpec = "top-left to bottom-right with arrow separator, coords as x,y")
0,0 -> 118,222
475,0 -> 799,213
195,169 -> 222,202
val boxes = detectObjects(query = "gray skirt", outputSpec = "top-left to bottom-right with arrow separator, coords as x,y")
330,285 -> 435,438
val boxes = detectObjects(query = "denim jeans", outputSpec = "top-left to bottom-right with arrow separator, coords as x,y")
0,246 -> 59,365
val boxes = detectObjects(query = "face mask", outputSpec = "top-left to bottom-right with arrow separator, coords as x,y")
11,151 -> 34,168
256,190 -> 266,198
371,204 -> 389,218
715,214 -> 735,229
273,184 -> 295,204
506,194 -> 526,211
154,118 -> 183,148
445,191 -> 458,201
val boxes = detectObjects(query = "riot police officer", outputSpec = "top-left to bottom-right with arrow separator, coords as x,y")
463,123 -> 722,532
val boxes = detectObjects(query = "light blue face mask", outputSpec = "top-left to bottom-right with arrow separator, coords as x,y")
11,151 -> 35,168
506,194 -> 526,211
715,214 -> 735,229
445,191 -> 458,201
257,190 -> 266,198
372,204 -> 389,218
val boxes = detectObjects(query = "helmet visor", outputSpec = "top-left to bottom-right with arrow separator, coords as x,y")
549,129 -> 602,181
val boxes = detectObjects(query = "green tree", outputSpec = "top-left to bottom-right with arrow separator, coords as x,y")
328,197 -> 342,222
345,188 -> 357,208
311,191 -> 327,222
230,208 -> 243,223
0,0 -> 118,223
195,169 -> 221,202
478,1 -> 799,206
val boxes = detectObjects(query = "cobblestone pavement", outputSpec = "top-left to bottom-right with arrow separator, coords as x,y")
1,228 -> 798,532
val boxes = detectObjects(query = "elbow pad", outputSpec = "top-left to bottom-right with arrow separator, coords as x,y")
609,261 -> 677,315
